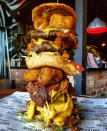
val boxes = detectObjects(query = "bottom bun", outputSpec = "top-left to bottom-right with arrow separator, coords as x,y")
26,54 -> 78,76
32,119 -> 78,131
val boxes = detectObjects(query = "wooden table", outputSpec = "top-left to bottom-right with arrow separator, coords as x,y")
0,88 -> 90,99
0,88 -> 27,99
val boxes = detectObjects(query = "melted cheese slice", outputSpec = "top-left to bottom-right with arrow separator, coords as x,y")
70,33 -> 75,40
29,50 -> 32,56
42,27 -> 75,40
42,27 -> 72,37
32,38 -> 61,51
32,38 -> 53,45
43,27 -> 61,36
56,94 -> 65,103
53,94 -> 73,126
51,89 -> 61,103
27,100 -> 36,119
36,93 -> 73,125
52,44 -> 61,51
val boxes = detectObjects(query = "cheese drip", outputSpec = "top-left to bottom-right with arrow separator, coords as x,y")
36,93 -> 73,126
30,38 -> 61,55
27,100 -> 36,119
43,27 -> 61,37
32,38 -> 53,45
53,93 -> 73,126
42,27 -> 75,39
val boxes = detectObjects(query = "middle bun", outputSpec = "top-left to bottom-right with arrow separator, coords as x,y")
26,54 -> 78,76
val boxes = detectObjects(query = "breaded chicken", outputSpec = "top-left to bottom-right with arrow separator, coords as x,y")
62,53 -> 70,60
24,67 -> 63,86
34,16 -> 49,30
49,14 -> 74,29
27,41 -> 36,55
55,32 -> 79,50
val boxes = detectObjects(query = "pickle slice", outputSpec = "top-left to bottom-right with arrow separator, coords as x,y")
43,8 -> 72,16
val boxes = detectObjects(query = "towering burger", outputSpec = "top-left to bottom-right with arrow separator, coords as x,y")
22,3 -> 84,130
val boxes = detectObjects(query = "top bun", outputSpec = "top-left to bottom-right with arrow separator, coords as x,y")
32,3 -> 77,30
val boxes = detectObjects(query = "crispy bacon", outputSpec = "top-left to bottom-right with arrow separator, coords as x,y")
68,83 -> 76,96
72,107 -> 79,114
61,78 -> 69,94
72,98 -> 77,103
46,75 -> 69,94
71,126 -> 79,131
66,115 -> 75,124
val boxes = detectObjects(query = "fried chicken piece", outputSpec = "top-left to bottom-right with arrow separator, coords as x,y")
49,14 -> 74,29
46,75 -> 69,95
55,32 -> 78,51
24,67 -> 63,86
34,16 -> 49,30
71,126 -> 79,131
72,98 -> 77,103
24,69 -> 39,81
62,53 -> 70,60
26,82 -> 48,107
60,76 -> 69,94
68,83 -> 76,96
72,107 -> 78,115
27,41 -> 36,55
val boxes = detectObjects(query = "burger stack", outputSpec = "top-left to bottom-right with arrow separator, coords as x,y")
23,3 -> 84,130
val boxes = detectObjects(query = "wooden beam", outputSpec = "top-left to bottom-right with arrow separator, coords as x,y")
74,0 -> 87,95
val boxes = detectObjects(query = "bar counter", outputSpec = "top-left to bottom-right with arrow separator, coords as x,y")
0,87 -> 27,99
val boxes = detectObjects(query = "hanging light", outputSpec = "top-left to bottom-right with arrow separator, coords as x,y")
102,43 -> 106,47
87,17 -> 107,34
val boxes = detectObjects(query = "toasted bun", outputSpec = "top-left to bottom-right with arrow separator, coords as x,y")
32,119 -> 78,130
26,54 -> 78,76
32,3 -> 77,30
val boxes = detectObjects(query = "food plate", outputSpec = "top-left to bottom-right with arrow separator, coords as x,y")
0,91 -> 107,131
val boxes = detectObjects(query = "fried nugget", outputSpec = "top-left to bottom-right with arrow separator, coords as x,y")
55,32 -> 74,50
62,53 -> 70,60
24,69 -> 39,81
34,16 -> 49,30
55,32 -> 78,50
49,14 -> 74,29
24,67 -> 63,86
27,41 -> 36,55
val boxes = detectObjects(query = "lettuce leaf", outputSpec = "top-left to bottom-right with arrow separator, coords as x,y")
53,124 -> 63,131
17,112 -> 38,123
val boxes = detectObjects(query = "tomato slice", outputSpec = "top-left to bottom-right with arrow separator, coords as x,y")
66,115 -> 75,124
71,62 -> 84,71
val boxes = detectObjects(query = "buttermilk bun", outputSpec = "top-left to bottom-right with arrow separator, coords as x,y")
32,3 -> 77,30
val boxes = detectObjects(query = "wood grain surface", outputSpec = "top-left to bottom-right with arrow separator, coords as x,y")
0,88 -> 27,99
